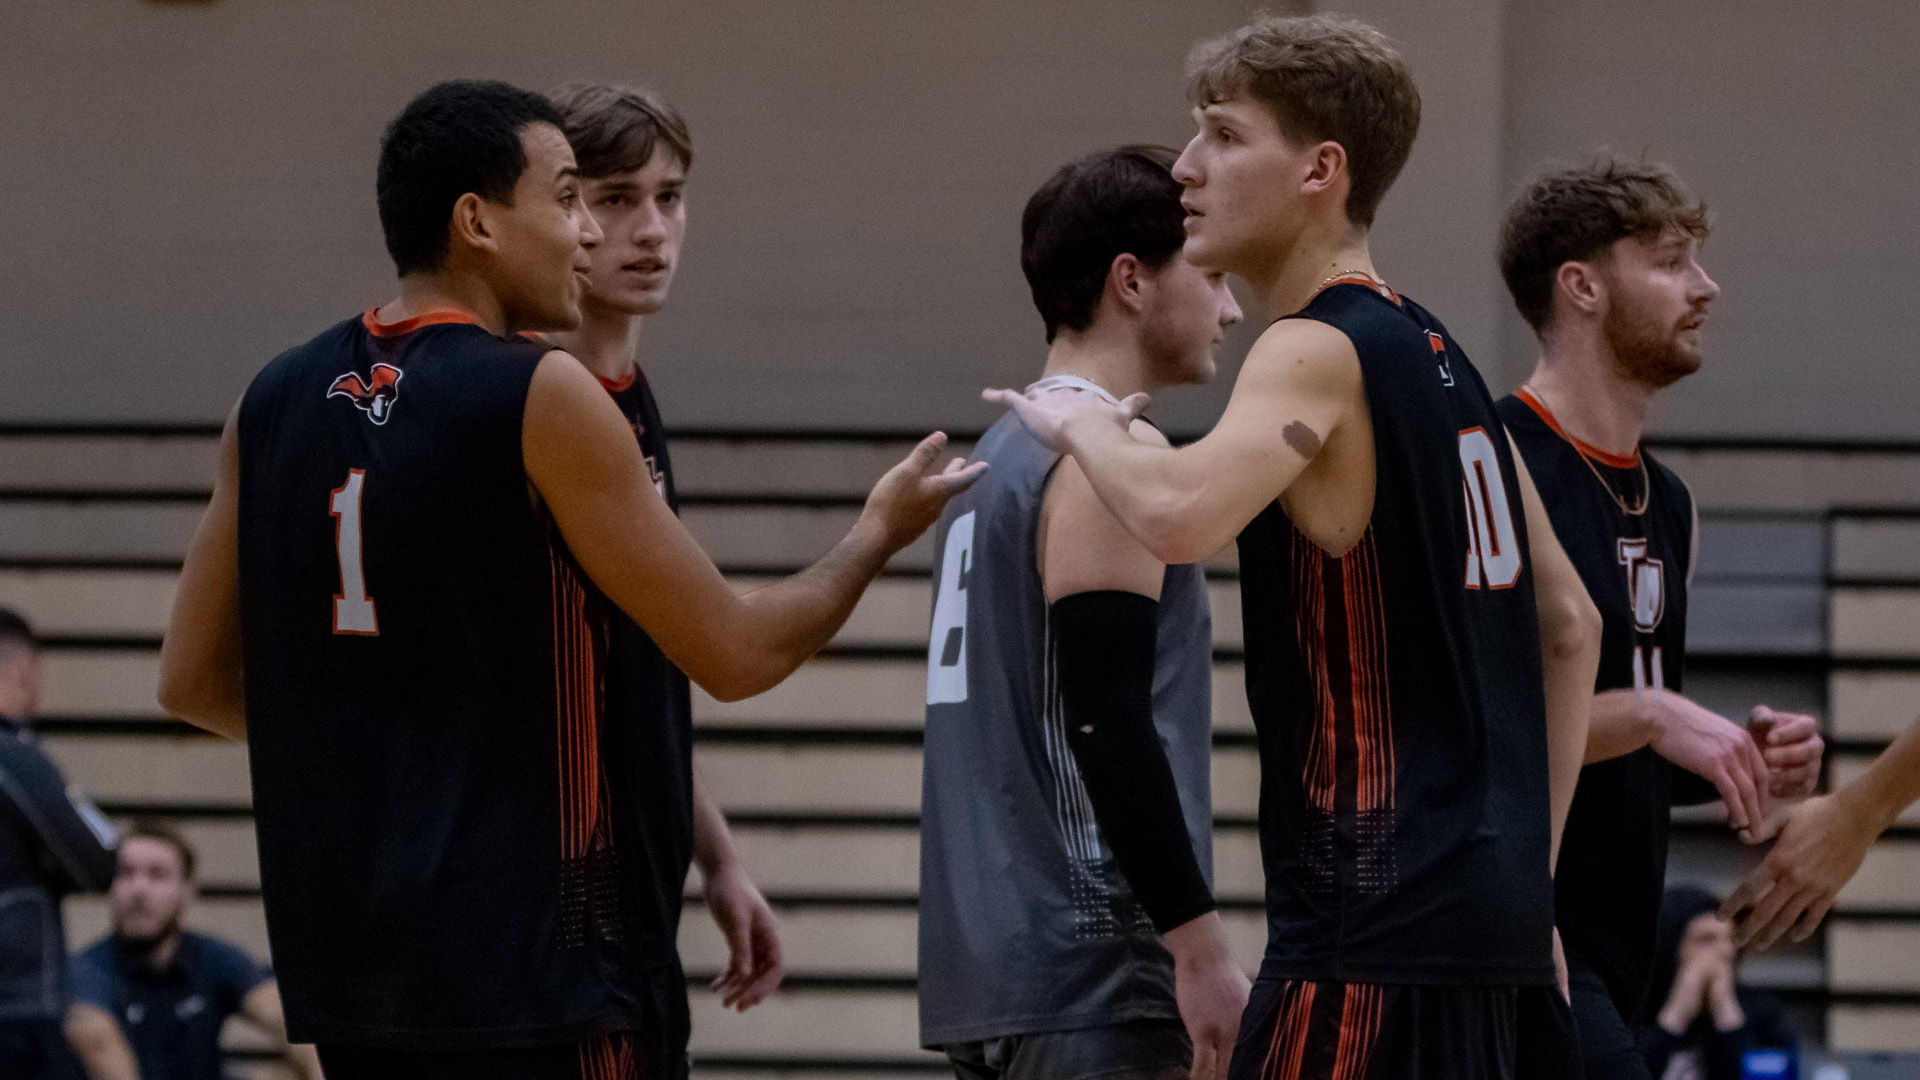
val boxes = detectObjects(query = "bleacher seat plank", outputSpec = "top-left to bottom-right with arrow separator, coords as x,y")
0,568 -> 176,636
1835,840 -> 1920,912
40,649 -> 161,718
1832,587 -> 1920,659
1833,517 -> 1920,583
1829,921 -> 1920,992
45,732 -> 250,806
1694,516 -> 1825,581
1828,1003 -> 1920,1052
1687,582 -> 1825,655
0,434 -> 218,492
688,988 -> 925,1058
1829,671 -> 1920,741
672,440 -> 940,500
1658,449 -> 1920,514
0,502 -> 200,563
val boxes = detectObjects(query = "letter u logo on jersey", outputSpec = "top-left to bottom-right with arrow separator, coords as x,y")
1617,539 -> 1665,632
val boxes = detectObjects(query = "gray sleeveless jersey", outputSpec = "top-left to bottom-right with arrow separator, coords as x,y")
917,410 -> 1214,1046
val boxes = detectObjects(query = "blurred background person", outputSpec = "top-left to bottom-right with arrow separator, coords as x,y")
1644,886 -> 1796,1080
65,821 -> 321,1080
0,608 -> 117,1079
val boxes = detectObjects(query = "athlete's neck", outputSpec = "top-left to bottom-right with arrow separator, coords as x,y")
1524,327 -> 1655,458
379,273 -> 507,337
1246,220 -> 1377,319
1039,324 -> 1163,401
548,303 -> 644,382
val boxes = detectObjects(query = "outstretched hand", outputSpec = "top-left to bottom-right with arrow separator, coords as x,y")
981,385 -> 1149,452
1720,790 -> 1877,950
859,432 -> 988,552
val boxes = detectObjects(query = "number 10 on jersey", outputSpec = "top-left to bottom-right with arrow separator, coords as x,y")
1460,428 -> 1521,590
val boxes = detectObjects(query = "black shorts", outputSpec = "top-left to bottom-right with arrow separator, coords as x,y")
1564,951 -> 1653,1080
319,1030 -> 665,1080
1227,976 -> 1583,1080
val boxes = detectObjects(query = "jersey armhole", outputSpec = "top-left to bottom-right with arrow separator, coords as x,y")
1677,472 -> 1700,590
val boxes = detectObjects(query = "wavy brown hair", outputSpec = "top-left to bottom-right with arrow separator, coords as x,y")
1500,158 -> 1710,331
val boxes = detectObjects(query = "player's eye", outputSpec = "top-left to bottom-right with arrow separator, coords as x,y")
599,193 -> 630,208
658,190 -> 682,208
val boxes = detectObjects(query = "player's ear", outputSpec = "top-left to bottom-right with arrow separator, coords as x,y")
1301,140 -> 1347,198
448,192 -> 498,259
1105,252 -> 1149,317
1555,260 -> 1605,320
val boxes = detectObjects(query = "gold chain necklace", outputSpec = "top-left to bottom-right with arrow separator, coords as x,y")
1316,267 -> 1386,293
1523,383 -> 1649,516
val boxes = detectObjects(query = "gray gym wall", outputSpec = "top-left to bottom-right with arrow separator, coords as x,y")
2,0 -> 1913,439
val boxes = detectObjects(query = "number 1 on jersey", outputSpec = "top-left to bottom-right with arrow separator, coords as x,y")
1459,428 -> 1522,590
330,469 -> 379,635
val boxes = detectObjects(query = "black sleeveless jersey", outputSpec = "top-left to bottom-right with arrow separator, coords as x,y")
1238,281 -> 1555,986
237,311 -> 661,1050
596,366 -> 696,964
1499,389 -> 1698,1019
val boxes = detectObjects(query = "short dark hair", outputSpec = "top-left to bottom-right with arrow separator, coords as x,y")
376,80 -> 566,276
1020,145 -> 1187,343
1500,158 -> 1710,331
0,608 -> 36,654
122,819 -> 196,881
548,83 -> 693,179
1187,14 -> 1421,229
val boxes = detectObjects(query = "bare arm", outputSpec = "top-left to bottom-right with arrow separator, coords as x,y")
1725,709 -> 1920,948
524,351 -> 981,701
65,1004 -> 140,1080
1507,439 -> 1599,870
1584,689 -> 1769,835
238,981 -> 323,1079
157,403 -> 246,739
988,320 -> 1361,565
692,766 -> 783,1011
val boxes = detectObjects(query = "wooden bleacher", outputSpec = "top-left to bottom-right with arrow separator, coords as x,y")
3,425 -> 1918,1075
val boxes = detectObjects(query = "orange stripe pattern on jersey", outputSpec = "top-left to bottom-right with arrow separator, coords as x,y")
550,545 -> 609,862
1292,527 -> 1398,896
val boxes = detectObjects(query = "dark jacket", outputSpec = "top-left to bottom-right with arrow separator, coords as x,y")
0,712 -> 117,1020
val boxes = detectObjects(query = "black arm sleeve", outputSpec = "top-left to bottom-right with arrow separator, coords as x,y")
0,735 -> 118,893
1051,590 -> 1215,933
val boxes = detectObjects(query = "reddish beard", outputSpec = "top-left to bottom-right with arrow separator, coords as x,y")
1603,298 -> 1701,390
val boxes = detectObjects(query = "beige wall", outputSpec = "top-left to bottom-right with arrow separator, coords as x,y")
2,1 -> 1915,438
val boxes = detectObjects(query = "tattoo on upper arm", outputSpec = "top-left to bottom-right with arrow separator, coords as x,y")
1282,421 -> 1322,460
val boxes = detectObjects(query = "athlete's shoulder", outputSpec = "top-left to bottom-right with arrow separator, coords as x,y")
1245,315 -> 1361,378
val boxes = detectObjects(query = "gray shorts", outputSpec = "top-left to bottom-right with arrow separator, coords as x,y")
944,1018 -> 1190,1080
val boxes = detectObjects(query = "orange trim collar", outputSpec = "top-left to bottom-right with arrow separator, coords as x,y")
362,307 -> 485,339
1320,274 -> 1401,306
1514,387 -> 1641,468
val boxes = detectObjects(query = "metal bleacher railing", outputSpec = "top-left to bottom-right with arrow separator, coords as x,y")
2,423 -> 1917,1077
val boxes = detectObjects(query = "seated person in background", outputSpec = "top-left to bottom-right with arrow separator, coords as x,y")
1643,885 -> 1796,1080
64,822 -> 322,1080
0,607 -> 117,1080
